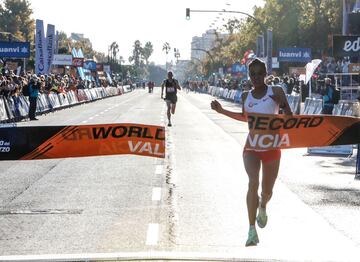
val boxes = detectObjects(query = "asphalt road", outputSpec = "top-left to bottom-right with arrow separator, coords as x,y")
0,88 -> 359,261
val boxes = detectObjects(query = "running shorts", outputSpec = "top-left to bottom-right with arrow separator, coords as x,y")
165,95 -> 177,104
243,149 -> 281,163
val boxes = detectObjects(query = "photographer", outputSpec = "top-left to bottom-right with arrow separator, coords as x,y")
28,75 -> 41,121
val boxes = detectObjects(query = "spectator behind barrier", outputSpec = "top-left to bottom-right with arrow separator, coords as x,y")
321,78 -> 337,115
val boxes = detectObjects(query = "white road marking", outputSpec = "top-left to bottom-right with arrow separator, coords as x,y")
146,223 -> 159,245
155,165 -> 163,175
81,120 -> 88,123
88,117 -> 93,120
152,188 -> 161,201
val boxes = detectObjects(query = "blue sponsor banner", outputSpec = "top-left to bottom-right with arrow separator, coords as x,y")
278,48 -> 312,62
231,62 -> 247,74
83,61 -> 97,71
0,41 -> 30,58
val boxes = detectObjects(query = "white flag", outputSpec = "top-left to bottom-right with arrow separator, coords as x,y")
305,59 -> 322,84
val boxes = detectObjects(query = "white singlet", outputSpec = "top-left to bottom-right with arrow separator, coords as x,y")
244,86 -> 280,152
244,85 -> 279,114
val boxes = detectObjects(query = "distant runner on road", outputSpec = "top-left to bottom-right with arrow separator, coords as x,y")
211,58 -> 292,246
161,71 -> 181,127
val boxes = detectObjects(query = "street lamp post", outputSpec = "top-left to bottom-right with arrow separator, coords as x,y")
186,8 -> 272,74
162,42 -> 171,71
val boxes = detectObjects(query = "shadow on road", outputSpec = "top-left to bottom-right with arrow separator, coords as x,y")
309,185 -> 360,207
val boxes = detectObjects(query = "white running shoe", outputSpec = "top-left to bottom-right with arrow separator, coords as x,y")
256,207 -> 268,228
245,227 -> 259,246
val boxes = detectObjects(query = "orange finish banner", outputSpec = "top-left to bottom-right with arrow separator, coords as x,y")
0,123 -> 165,160
244,113 -> 360,150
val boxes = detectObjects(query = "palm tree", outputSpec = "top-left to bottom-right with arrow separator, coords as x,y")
162,42 -> 171,70
112,42 -> 119,63
143,41 -> 154,65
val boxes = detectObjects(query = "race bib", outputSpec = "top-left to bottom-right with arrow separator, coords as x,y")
167,87 -> 175,93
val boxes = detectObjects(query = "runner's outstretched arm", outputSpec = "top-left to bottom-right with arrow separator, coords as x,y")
211,100 -> 246,122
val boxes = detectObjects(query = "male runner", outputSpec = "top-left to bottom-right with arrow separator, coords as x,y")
161,71 -> 181,127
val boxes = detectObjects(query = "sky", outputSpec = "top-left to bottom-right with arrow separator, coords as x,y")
29,0 -> 264,65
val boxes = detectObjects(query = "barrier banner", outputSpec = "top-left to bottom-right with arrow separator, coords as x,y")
0,97 -> 8,121
0,123 -> 165,160
244,113 -> 360,150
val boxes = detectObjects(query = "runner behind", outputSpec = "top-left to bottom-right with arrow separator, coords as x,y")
161,71 -> 181,127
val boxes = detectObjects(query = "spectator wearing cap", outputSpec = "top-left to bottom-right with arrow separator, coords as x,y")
28,75 -> 41,120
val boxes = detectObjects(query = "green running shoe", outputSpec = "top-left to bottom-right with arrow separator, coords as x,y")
256,207 -> 268,228
245,227 -> 259,246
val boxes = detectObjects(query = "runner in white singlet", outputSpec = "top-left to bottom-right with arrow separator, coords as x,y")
211,59 -> 292,246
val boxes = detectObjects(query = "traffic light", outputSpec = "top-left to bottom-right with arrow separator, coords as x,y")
186,8 -> 190,20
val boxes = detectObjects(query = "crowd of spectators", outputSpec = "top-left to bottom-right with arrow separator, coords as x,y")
0,67 -> 126,121
183,80 -> 210,93
0,68 -> 120,99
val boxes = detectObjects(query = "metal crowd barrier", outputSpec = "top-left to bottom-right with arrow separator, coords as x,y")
0,85 -> 132,123
306,100 -> 359,156
208,86 -> 300,109
301,97 -> 323,115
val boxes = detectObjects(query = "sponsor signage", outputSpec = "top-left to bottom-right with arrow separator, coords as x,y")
231,62 -> 247,74
0,41 -> 30,58
52,54 -> 73,65
278,48 -> 312,62
45,24 -> 55,74
0,123 -> 165,160
72,57 -> 84,67
266,29 -> 273,74
333,35 -> 360,57
349,63 -> 360,73
244,113 -> 360,150
35,19 -> 46,75
83,61 -> 97,71
272,57 -> 279,68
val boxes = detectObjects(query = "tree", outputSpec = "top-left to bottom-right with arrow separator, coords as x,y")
162,42 -> 171,55
129,40 -> 147,78
0,0 -> 34,42
108,41 -> 119,63
129,40 -> 143,67
94,51 -> 107,63
200,0 -> 346,75
142,41 -> 153,65
57,31 -> 71,54
223,18 -> 242,34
